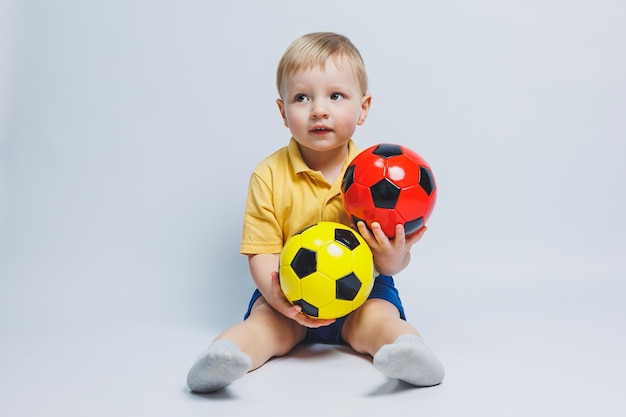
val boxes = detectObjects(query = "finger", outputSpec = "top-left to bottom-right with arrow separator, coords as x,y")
274,273 -> 336,327
286,304 -> 303,318
284,302 -> 335,327
357,221 -> 377,247
393,224 -> 407,247
307,319 -> 336,328
296,314 -> 335,328
370,222 -> 391,247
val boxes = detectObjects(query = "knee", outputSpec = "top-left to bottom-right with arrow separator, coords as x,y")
247,300 -> 306,348
354,299 -> 400,323
342,299 -> 400,352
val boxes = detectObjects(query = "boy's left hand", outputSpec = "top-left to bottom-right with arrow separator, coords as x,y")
356,221 -> 427,276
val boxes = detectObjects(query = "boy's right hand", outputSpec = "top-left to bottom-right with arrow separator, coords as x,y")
269,271 -> 336,328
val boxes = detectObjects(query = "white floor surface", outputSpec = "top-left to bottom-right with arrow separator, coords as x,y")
2,273 -> 624,417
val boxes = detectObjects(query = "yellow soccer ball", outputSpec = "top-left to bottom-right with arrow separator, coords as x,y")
279,221 -> 375,319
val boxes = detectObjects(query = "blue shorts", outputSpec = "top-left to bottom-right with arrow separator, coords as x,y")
243,274 -> 406,345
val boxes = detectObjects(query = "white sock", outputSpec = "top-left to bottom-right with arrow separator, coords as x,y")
373,334 -> 445,387
187,339 -> 253,393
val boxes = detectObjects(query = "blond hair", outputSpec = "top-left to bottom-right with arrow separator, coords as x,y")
276,32 -> 368,97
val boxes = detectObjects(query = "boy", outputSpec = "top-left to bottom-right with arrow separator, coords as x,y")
187,32 -> 444,392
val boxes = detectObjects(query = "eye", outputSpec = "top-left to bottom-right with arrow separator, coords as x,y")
295,94 -> 310,103
330,92 -> 344,101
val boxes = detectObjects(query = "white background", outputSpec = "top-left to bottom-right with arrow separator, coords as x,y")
1,1 -> 625,416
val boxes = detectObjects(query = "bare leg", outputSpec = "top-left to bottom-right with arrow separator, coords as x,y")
187,297 -> 306,392
342,299 -> 419,355
342,299 -> 444,386
215,297 -> 307,370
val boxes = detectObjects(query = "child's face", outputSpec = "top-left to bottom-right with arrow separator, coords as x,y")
277,56 -> 371,155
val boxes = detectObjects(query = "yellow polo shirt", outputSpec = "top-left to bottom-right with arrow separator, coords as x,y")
240,138 -> 361,255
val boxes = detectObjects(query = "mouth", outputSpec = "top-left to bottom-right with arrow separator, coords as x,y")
310,126 -> 333,134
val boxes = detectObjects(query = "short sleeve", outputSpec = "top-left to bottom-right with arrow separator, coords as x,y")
240,172 -> 284,255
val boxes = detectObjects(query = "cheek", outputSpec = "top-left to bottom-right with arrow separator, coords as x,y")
286,107 -> 307,125
340,107 -> 364,127
334,117 -> 358,137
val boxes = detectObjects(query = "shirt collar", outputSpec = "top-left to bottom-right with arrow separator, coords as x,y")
288,137 -> 360,175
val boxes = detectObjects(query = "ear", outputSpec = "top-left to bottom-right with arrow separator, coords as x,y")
276,98 -> 289,128
357,94 -> 372,126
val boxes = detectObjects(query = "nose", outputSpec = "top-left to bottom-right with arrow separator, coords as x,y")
311,101 -> 329,119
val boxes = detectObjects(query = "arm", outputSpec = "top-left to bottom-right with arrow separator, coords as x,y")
248,253 -> 335,328
356,221 -> 427,276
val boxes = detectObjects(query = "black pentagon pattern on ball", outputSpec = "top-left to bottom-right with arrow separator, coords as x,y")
293,299 -> 319,317
290,248 -> 316,278
419,166 -> 435,196
404,217 -> 424,236
336,273 -> 362,301
370,178 -> 401,209
373,143 -> 403,158
341,164 -> 356,193
334,228 -> 361,250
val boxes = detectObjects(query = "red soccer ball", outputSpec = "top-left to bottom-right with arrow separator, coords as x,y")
341,143 -> 437,238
